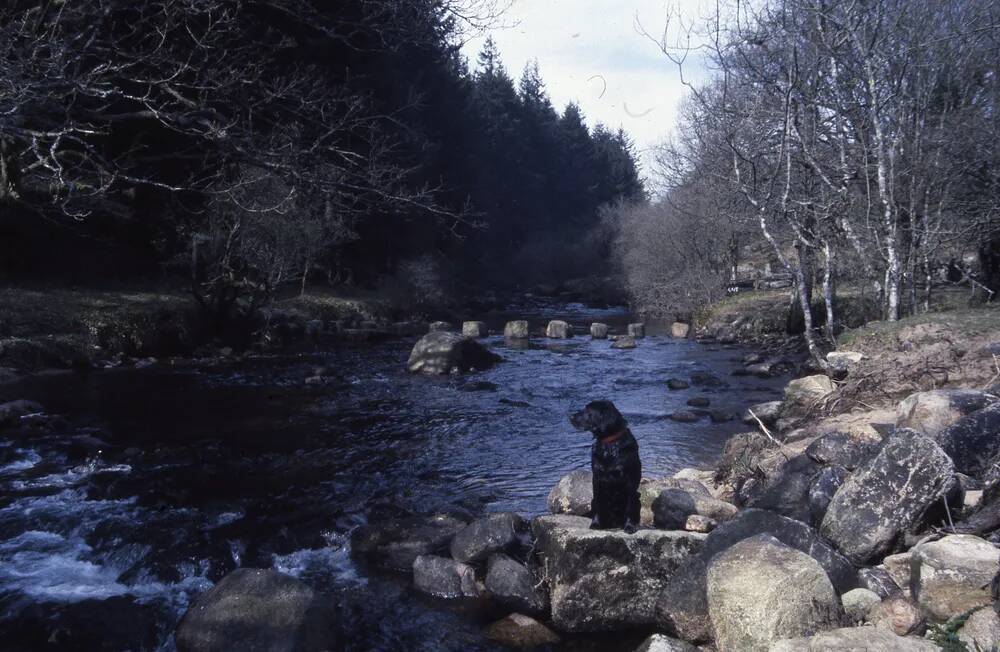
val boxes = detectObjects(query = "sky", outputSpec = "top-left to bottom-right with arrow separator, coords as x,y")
461,0 -> 715,183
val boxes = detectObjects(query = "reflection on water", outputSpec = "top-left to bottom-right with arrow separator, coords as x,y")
0,301 -> 786,650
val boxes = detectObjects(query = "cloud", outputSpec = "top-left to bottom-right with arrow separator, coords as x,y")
461,0 -> 716,181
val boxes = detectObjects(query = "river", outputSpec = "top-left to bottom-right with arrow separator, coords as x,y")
0,299 -> 787,651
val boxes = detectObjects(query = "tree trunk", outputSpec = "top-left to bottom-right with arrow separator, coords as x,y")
823,241 -> 836,345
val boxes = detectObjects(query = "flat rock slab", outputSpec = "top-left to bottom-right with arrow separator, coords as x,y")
537,519 -> 705,632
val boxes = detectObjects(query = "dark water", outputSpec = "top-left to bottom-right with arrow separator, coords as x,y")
0,301 -> 786,651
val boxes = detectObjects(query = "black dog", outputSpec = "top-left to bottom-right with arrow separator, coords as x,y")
569,400 -> 641,533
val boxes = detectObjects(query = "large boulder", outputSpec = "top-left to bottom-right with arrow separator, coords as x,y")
175,568 -> 337,652
530,514 -> 591,555
406,331 -> 501,375
867,595 -> 926,637
820,430 -> 956,565
784,375 -> 836,414
634,633 -> 699,652
484,613 -> 560,648
412,555 -> 483,598
770,627 -> 940,651
958,607 -> 1000,652
706,535 -> 842,652
485,554 -> 548,616
654,509 -> 856,644
504,320 -> 530,339
450,512 -> 527,563
546,320 -> 573,339
670,322 -> 691,339
895,389 -> 994,439
0,399 -> 44,428
826,351 -> 865,378
547,470 -> 593,516
351,514 -> 467,571
911,534 -> 1000,621
652,489 -> 737,529
934,402 -> 1000,477
590,323 -> 609,339
462,321 -> 487,338
536,518 -> 704,632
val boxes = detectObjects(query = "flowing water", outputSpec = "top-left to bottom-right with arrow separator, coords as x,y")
0,300 -> 787,651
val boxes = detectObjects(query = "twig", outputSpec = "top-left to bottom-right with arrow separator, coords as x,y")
748,408 -> 792,459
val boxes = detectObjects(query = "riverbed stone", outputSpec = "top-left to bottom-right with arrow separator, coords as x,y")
820,430 -> 956,565
175,568 -> 337,652
652,489 -> 737,529
784,375 -> 836,414
687,397 -> 710,408
0,399 -> 44,427
634,633 -> 699,652
911,534 -> 1000,620
590,322 -> 609,339
485,553 -> 548,615
484,613 -> 560,647
450,512 -> 527,563
407,331 -> 501,375
841,588 -> 881,624
706,535 -> 842,652
546,320 -> 573,338
667,378 -> 689,390
770,627 -> 940,651
504,320 -> 529,339
742,401 -> 782,427
462,321 -> 487,338
868,594 -> 926,636
351,513 -> 468,571
612,336 -> 637,350
547,470 -> 593,516
895,388 -> 994,439
669,410 -> 700,423
958,607 -> 1000,652
537,520 -> 705,631
413,555 -> 483,598
670,322 -> 690,339
628,323 -> 645,338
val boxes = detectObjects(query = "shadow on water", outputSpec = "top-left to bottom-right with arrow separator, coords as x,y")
0,300 -> 787,650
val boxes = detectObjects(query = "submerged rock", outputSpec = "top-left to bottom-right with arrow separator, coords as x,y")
351,513 -> 467,571
0,399 -> 44,427
450,512 -> 527,563
406,331 -> 501,375
536,517 -> 704,632
666,378 -> 689,390
412,555 -> 483,598
820,430 -> 955,565
547,470 -> 593,516
175,568 -> 337,652
612,336 -> 637,350
706,534 -> 842,652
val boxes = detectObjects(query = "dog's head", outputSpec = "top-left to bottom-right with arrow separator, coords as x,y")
569,400 -> 627,438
